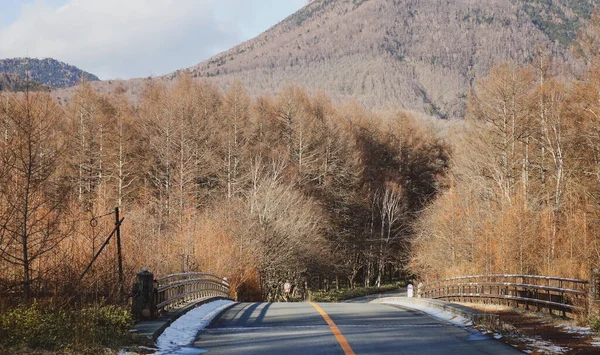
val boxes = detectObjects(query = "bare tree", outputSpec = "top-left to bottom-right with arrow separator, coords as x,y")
67,83 -> 105,209
374,183 -> 406,287
0,90 -> 71,300
220,80 -> 251,199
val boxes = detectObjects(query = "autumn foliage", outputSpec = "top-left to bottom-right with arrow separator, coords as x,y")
0,77 -> 449,302
5,52 -> 600,304
411,58 -> 600,282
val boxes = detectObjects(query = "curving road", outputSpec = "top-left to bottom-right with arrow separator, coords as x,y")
192,301 -> 521,354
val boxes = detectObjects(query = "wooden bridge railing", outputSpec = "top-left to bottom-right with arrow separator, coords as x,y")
131,269 -> 230,320
418,274 -> 589,317
155,272 -> 230,313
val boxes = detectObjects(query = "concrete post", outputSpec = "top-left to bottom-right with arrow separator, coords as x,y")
132,268 -> 156,320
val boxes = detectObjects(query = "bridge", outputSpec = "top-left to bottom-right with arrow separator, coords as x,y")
130,269 -> 600,354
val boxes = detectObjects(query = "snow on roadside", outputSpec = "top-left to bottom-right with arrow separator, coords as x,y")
375,299 -> 576,354
375,299 -> 473,326
520,337 -> 569,354
153,300 -> 234,355
556,324 -> 594,336
556,324 -> 600,348
375,298 -> 600,353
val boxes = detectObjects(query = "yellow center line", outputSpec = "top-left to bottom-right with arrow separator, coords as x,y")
309,302 -> 356,355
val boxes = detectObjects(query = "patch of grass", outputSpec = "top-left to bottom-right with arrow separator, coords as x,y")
0,302 -> 133,354
310,281 -> 408,302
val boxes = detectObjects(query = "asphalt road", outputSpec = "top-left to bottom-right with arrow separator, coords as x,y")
192,301 -> 522,354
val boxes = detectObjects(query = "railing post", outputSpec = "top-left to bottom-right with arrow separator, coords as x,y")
132,268 -> 157,320
591,269 -> 600,301
590,268 -> 600,318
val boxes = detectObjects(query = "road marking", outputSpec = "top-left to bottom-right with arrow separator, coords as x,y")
207,324 -> 445,331
309,302 -> 356,355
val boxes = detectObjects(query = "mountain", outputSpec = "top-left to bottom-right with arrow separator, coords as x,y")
0,73 -> 48,92
519,0 -> 594,46
0,58 -> 99,89
184,0 -> 596,118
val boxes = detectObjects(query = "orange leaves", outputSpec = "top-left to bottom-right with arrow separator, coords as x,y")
413,59 -> 600,282
1,76 -> 455,300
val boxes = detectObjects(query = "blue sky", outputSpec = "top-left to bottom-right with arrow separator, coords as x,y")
0,0 -> 306,79
1,0 -> 67,26
1,1 -> 46,26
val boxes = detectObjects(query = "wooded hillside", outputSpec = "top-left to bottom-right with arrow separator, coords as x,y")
0,58 -> 99,89
50,0 -> 598,118
0,73 -> 47,92
187,0 -> 596,119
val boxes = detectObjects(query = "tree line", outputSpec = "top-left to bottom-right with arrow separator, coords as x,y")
0,76 -> 449,302
411,53 -> 600,282
6,42 -> 600,305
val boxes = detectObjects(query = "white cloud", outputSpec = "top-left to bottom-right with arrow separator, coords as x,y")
0,0 -> 306,79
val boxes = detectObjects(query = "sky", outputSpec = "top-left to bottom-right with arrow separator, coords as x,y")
0,0 -> 307,80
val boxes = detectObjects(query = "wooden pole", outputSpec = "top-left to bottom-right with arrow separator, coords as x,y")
116,207 -> 124,297
79,218 -> 124,281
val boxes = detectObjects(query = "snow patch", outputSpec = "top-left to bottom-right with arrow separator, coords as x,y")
557,324 -> 600,347
153,300 -> 234,355
556,324 -> 594,335
519,336 -> 570,354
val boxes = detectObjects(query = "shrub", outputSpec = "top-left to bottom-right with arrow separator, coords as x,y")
0,302 -> 133,354
591,317 -> 600,333
75,304 -> 133,349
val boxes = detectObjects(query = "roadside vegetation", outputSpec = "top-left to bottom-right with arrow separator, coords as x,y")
0,302 -> 132,354
310,282 -> 407,303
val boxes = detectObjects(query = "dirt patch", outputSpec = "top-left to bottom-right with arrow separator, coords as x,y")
465,304 -> 600,354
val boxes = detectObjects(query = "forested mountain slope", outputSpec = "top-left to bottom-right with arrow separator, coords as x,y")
0,58 -> 99,89
0,73 -> 47,92
185,0 -> 595,118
